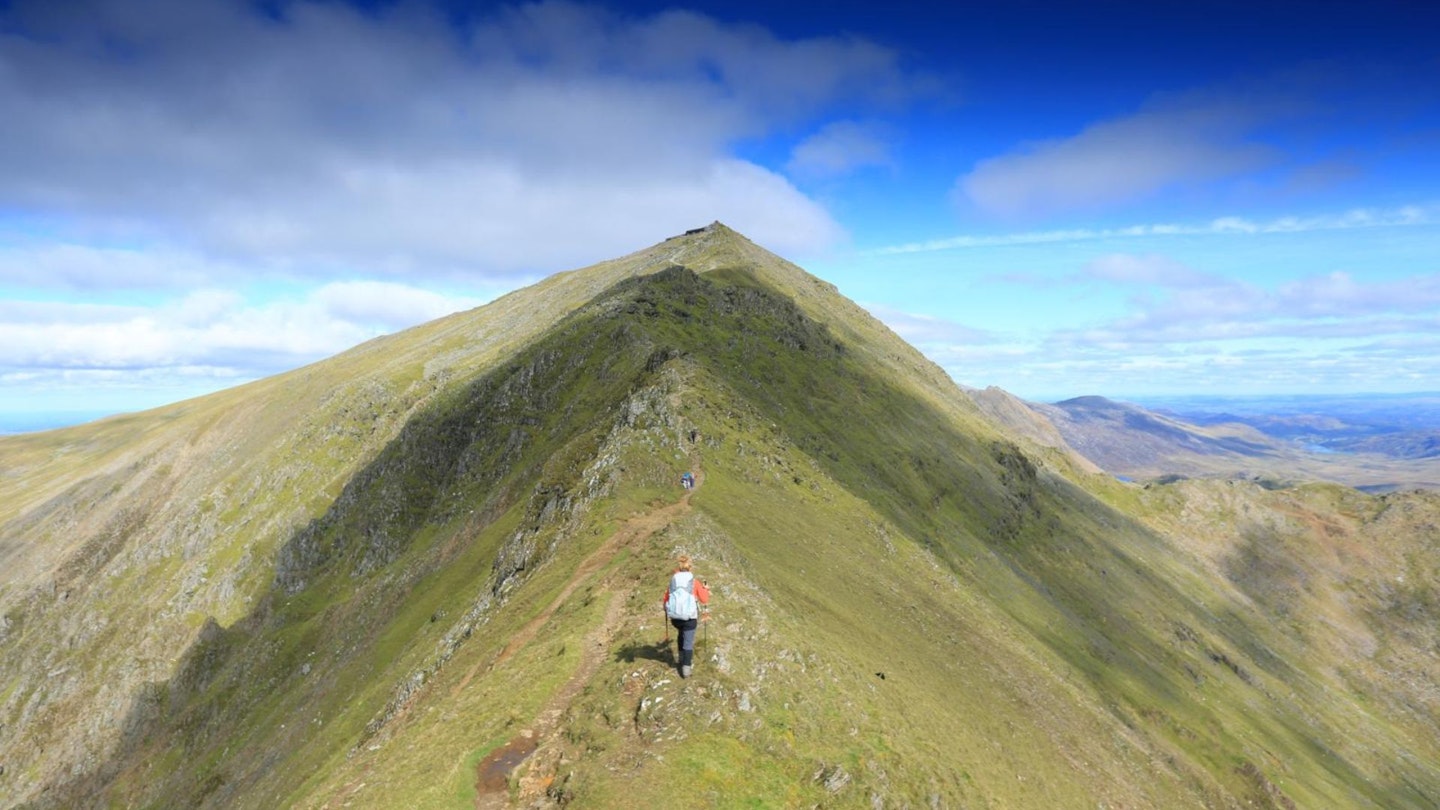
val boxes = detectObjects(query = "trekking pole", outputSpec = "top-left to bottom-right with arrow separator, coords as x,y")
701,580 -> 710,649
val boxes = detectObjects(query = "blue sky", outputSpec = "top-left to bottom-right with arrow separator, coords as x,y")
1,0 -> 1438,428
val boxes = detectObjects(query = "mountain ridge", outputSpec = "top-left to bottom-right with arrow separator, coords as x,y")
3,227 -> 1439,808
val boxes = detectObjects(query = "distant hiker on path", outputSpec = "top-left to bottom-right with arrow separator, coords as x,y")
663,554 -> 710,678
680,471 -> 695,490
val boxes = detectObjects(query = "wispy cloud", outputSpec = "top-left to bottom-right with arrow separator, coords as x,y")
873,205 -> 1436,255
956,93 -> 1281,218
893,258 -> 1440,398
937,326 -> 1440,401
1080,253 -> 1218,288
1060,269 -> 1440,346
863,303 -> 994,344
786,120 -> 895,179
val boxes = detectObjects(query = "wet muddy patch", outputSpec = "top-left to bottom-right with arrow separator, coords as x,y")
475,731 -> 538,800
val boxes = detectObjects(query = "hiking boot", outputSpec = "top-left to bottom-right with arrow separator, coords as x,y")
681,665 -> 693,678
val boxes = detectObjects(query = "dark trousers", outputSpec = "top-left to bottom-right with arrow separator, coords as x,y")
671,617 -> 698,666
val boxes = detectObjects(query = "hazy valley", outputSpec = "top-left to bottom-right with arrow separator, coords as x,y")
976,392 -> 1440,493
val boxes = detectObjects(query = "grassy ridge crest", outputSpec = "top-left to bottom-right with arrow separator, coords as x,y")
3,229 -> 1438,808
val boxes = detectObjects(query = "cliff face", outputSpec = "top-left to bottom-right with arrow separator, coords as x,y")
3,226 -> 1438,809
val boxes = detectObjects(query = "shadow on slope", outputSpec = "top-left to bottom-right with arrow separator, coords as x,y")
23,271 -> 702,808
23,265 -> 1439,808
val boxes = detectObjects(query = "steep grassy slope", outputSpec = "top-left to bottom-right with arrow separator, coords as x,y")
4,227 -> 1440,808
1121,480 -> 1440,758
326,267 -> 1439,808
0,223 -> 795,801
23,269 -> 709,808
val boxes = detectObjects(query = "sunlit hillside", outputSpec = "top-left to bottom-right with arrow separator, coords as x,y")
3,226 -> 1438,809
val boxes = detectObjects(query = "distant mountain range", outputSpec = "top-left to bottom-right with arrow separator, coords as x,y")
1151,395 -> 1440,461
972,391 -> 1440,492
1145,391 -> 1440,435
4,225 -> 1438,808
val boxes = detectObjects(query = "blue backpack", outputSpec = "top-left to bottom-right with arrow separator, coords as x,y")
666,571 -> 699,620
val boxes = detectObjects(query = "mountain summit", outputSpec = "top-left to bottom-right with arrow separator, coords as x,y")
3,227 -> 1438,808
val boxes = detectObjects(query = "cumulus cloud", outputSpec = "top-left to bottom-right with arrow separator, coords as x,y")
0,0 -> 928,414
0,284 -> 485,376
956,94 -> 1281,218
312,281 -> 478,330
787,120 -> 895,178
0,0 -> 917,283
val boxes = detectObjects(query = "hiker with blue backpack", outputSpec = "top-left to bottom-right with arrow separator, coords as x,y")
663,554 -> 710,678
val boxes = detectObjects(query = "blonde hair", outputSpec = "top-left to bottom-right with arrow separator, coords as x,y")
676,554 -> 693,571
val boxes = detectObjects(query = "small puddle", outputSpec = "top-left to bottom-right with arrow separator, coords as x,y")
476,733 -> 539,796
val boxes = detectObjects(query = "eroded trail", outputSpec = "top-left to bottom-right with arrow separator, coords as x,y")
473,590 -> 624,809
455,479 -> 698,695
472,469 -> 702,808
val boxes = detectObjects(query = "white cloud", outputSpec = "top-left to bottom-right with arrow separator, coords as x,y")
1061,270 -> 1440,346
941,325 -> 1440,401
168,289 -> 245,327
787,120 -> 894,178
864,303 -> 993,344
0,0 -> 916,283
873,205 -> 1438,255
956,95 -> 1280,218
0,0 -> 928,419
1277,271 -> 1440,316
313,281 -> 484,330
0,282 -> 483,375
913,256 -> 1440,399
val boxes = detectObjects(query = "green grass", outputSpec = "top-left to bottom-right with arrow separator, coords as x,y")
11,257 -> 1440,809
